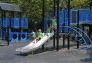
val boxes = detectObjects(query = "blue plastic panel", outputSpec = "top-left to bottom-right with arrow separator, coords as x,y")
2,18 -> 9,27
21,32 -> 28,42
59,9 -> 92,33
59,9 -> 70,33
10,32 -> 19,43
71,10 -> 77,23
79,10 -> 92,24
21,18 -> 28,28
13,18 -> 20,28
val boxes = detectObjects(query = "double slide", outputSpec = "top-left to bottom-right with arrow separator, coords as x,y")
16,33 -> 54,54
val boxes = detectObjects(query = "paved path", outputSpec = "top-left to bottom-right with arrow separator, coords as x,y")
0,40 -> 92,63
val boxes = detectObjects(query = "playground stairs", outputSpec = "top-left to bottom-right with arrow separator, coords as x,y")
68,27 -> 92,51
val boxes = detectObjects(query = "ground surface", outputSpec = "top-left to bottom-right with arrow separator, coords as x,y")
0,39 -> 92,63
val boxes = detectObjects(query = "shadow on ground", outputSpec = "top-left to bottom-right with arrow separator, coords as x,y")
15,43 -> 77,56
15,46 -> 56,56
80,48 -> 92,63
80,58 -> 92,62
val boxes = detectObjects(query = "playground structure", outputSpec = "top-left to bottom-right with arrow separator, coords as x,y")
0,3 -> 29,45
0,0 -> 92,53
15,0 -> 92,54
41,0 -> 92,51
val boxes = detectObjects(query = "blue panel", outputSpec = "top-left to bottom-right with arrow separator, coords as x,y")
21,18 -> 24,28
13,18 -> 20,28
54,9 -> 92,33
24,18 -> 28,28
79,10 -> 88,22
71,10 -> 77,24
59,10 -> 65,32
10,18 -> 14,27
86,11 -> 92,23
10,32 -> 19,43
3,18 -> 9,27
21,18 -> 28,28
61,9 -> 69,33
79,10 -> 92,24
21,32 -> 28,42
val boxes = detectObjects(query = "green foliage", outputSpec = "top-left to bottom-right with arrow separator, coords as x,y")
0,0 -> 91,25
71,0 -> 90,9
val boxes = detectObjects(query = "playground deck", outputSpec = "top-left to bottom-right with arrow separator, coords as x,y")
0,39 -> 92,63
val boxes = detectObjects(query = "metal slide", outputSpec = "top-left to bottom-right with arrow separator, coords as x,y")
16,33 -> 54,54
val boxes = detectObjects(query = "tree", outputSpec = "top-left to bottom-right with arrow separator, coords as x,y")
70,0 -> 89,9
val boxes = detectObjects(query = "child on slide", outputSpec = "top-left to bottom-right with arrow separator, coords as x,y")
31,30 -> 36,40
51,16 -> 57,31
36,29 -> 44,42
49,16 -> 57,32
